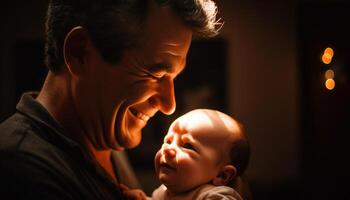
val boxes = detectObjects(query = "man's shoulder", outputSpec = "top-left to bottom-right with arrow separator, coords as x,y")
0,114 -> 82,199
0,113 -> 69,171
0,113 -> 36,150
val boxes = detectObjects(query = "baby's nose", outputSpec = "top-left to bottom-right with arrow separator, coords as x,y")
163,146 -> 176,158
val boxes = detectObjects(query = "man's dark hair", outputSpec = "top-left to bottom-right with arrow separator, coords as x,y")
45,0 -> 222,73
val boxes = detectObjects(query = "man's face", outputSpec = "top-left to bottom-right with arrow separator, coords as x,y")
77,4 -> 192,149
154,110 -> 235,194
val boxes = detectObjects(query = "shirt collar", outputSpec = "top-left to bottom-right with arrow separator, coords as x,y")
16,92 -> 82,152
16,92 -> 124,195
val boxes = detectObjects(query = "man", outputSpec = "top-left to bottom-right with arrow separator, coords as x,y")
0,0 -> 221,199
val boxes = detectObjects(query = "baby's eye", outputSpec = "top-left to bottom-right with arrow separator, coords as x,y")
183,143 -> 195,150
164,138 -> 172,144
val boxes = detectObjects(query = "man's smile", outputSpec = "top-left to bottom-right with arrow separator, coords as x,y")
129,108 -> 151,123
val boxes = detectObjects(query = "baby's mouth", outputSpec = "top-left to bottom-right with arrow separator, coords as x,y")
160,163 -> 176,170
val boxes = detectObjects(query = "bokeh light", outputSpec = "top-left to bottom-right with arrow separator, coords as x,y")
325,78 -> 335,90
321,47 -> 334,64
324,47 -> 334,57
324,69 -> 335,79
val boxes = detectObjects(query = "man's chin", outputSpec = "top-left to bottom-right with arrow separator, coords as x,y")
124,140 -> 141,149
117,130 -> 142,149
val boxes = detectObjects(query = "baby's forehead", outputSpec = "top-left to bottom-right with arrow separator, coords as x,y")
176,112 -> 211,129
168,110 -> 240,141
173,109 -> 239,132
168,112 -> 212,137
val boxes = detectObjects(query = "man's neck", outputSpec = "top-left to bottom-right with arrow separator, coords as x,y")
91,148 -> 117,181
37,71 -> 117,181
37,71 -> 82,142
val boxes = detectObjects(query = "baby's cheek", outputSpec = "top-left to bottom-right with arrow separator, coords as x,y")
177,154 -> 195,171
176,151 -> 191,160
154,151 -> 162,170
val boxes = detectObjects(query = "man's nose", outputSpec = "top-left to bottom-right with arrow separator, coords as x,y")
151,77 -> 176,115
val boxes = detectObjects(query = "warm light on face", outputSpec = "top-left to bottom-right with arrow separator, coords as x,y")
178,111 -> 214,130
177,110 -> 238,133
325,69 -> 335,79
325,78 -> 335,90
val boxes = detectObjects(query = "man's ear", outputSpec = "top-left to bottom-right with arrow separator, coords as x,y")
63,26 -> 89,76
212,165 -> 237,186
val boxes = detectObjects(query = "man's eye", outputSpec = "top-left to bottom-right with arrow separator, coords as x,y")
149,72 -> 166,79
183,143 -> 195,150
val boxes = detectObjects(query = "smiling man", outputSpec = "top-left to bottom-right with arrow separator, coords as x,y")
0,0 -> 221,199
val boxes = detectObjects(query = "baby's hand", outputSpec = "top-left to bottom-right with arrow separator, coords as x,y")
119,184 -> 148,200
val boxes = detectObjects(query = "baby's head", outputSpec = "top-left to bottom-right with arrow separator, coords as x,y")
154,109 -> 250,194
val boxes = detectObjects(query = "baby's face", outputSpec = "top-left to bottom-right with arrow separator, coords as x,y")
154,109 -> 240,194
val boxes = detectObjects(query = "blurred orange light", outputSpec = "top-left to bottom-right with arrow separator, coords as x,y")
322,53 -> 332,64
321,47 -> 334,64
324,47 -> 334,57
325,69 -> 335,79
325,78 -> 335,90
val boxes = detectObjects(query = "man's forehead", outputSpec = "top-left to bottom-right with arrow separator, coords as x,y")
162,42 -> 180,47
142,1 -> 193,51
160,43 -> 183,58
151,40 -> 191,57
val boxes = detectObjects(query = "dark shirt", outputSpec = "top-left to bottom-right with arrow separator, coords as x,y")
0,93 -> 124,200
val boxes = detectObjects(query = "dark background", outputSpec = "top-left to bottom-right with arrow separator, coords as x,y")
1,0 -> 349,199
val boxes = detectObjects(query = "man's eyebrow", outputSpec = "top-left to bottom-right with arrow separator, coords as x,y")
147,62 -> 173,73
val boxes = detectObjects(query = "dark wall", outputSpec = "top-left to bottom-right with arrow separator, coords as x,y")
299,1 -> 350,199
0,1 -> 47,121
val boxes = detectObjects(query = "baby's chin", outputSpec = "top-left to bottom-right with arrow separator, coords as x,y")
158,173 -> 170,185
161,180 -> 192,195
158,175 -> 173,189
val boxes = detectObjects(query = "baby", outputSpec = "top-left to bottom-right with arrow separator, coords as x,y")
122,109 -> 250,200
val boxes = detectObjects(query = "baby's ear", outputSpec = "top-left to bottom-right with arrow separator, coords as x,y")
212,165 -> 237,186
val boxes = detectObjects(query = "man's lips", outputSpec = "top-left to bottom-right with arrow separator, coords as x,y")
129,108 -> 151,123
